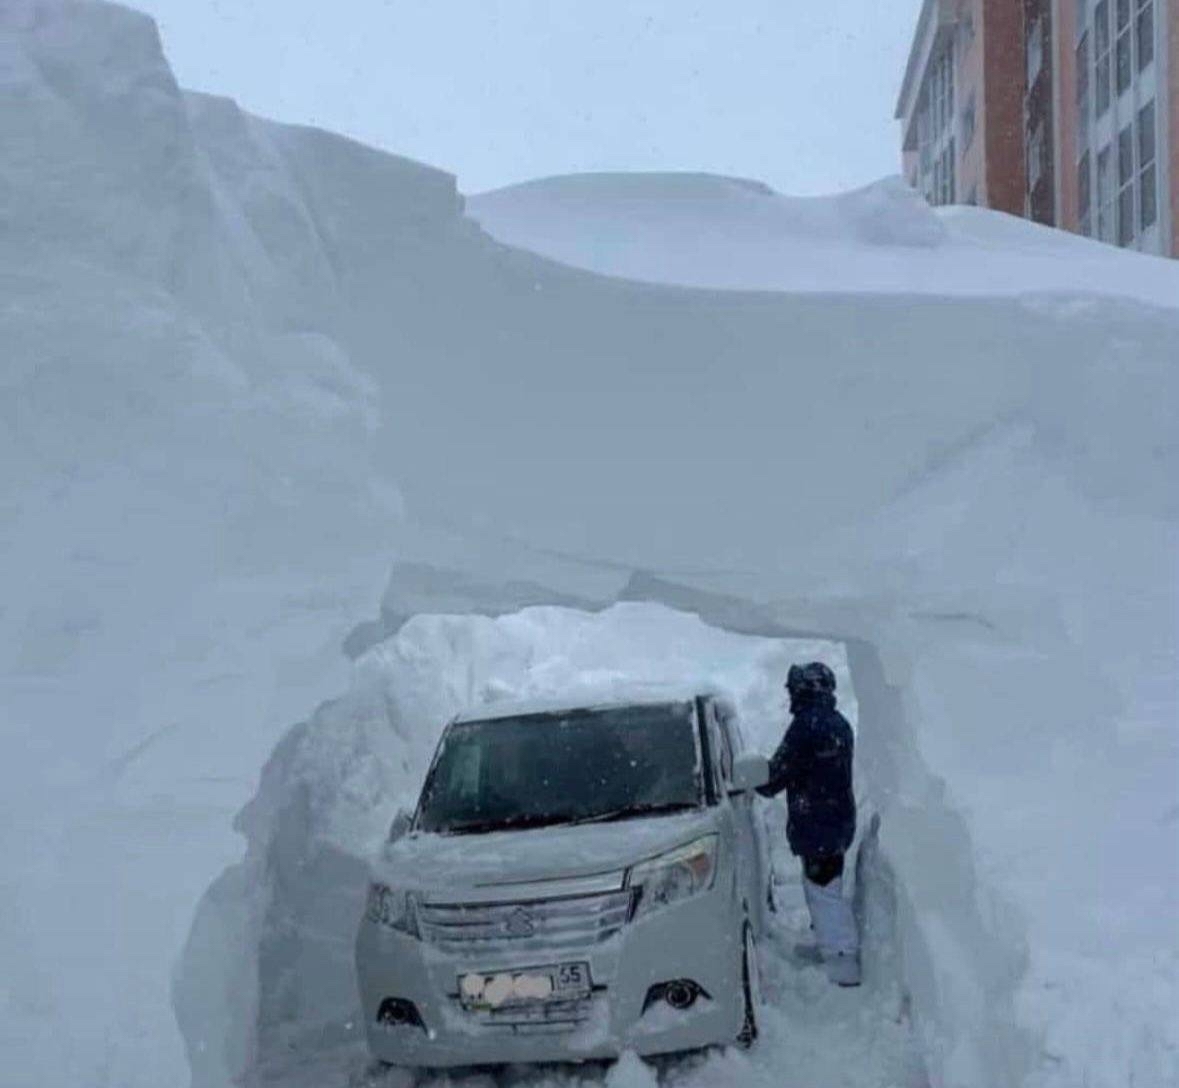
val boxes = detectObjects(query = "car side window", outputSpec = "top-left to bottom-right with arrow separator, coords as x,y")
707,701 -> 734,786
716,701 -> 742,756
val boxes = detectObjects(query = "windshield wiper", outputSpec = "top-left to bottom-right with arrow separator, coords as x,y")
437,812 -> 574,836
567,801 -> 699,826
436,801 -> 698,835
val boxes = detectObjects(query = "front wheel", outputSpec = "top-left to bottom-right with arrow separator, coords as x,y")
735,923 -> 761,1049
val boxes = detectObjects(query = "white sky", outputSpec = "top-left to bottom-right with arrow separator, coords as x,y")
132,0 -> 922,197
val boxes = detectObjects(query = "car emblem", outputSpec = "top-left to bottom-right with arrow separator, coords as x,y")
504,907 -> 536,938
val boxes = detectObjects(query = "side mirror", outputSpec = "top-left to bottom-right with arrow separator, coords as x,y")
730,753 -> 769,794
387,808 -> 413,842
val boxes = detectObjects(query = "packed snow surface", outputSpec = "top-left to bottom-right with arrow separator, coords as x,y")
2,3 -> 1176,1088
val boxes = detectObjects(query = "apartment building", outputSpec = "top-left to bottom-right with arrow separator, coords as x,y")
896,0 -> 1177,257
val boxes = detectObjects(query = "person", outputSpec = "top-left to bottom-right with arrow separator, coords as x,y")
758,661 -> 860,987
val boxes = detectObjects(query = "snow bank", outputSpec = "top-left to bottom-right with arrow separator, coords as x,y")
178,586 -> 1038,1088
466,172 -> 1179,308
5,3 -> 1176,1087
0,3 -> 423,1083
173,603 -> 863,1086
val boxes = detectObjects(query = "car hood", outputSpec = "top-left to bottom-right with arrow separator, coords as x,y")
374,809 -> 719,898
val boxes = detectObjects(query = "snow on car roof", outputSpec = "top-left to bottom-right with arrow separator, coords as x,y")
452,684 -> 723,724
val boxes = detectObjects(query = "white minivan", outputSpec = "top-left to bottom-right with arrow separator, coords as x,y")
355,690 -> 772,1071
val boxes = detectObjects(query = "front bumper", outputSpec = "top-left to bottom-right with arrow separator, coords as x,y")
355,886 -> 745,1067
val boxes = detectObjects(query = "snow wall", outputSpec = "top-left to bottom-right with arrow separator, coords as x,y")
175,577 -> 1031,1088
3,3 -> 1176,1087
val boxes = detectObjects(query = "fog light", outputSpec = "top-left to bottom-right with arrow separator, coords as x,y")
642,979 -> 709,1013
376,997 -> 426,1031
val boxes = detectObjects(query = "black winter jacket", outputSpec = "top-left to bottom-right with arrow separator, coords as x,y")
758,691 -> 856,858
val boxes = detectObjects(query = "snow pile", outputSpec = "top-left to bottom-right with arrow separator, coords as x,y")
458,170 -> 1177,1088
1,2 -> 423,1083
4,2 -> 1177,1087
467,171 -> 1179,307
175,602 -> 924,1088
180,588 -> 1037,1088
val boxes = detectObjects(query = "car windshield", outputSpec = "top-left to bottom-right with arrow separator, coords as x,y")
415,701 -> 703,834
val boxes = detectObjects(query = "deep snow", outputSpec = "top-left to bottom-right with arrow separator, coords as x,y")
2,2 -> 1177,1088
175,603 -> 930,1088
466,172 -> 1179,309
1,2 -> 405,1082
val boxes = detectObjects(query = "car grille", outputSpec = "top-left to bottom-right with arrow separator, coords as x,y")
418,889 -> 634,953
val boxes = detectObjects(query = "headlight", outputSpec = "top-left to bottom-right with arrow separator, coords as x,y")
365,883 -> 420,938
627,835 -> 718,919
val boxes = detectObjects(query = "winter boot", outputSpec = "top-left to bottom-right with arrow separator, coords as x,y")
802,870 -> 860,986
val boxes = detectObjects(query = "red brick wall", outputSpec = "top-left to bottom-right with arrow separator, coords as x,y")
983,0 -> 1028,214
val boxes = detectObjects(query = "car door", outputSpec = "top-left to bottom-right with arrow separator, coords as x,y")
714,701 -> 771,935
707,699 -> 767,934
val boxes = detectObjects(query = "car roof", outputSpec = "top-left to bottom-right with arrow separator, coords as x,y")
451,684 -> 726,725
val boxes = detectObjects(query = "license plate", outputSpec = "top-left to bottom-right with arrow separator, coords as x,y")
458,961 -> 591,1009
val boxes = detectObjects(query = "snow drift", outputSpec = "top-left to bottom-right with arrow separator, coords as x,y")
176,603 -> 930,1088
2,2 -> 1176,1087
467,171 -> 1179,308
175,593 -> 1040,1088
1,2 -> 414,1082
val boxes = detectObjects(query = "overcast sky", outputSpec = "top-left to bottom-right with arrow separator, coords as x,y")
133,1 -> 922,197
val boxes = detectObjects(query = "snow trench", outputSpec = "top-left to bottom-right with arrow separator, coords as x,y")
174,571 -> 1030,1088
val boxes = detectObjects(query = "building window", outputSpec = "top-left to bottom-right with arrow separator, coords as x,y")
1117,123 -> 1135,245
935,142 -> 956,204
1029,123 -> 1045,191
1115,0 -> 1133,94
1027,18 -> 1044,85
932,140 -> 957,205
1138,100 -> 1157,229
916,46 -> 956,207
1096,144 -> 1115,241
961,93 -> 976,151
931,67 -> 942,136
1136,0 -> 1154,70
960,10 -> 976,52
1076,32 -> 1091,148
1078,151 -> 1092,236
930,48 -> 954,137
1075,0 -> 1161,248
1094,0 -> 1112,115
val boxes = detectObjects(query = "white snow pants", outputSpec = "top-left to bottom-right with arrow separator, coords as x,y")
802,874 -> 858,958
